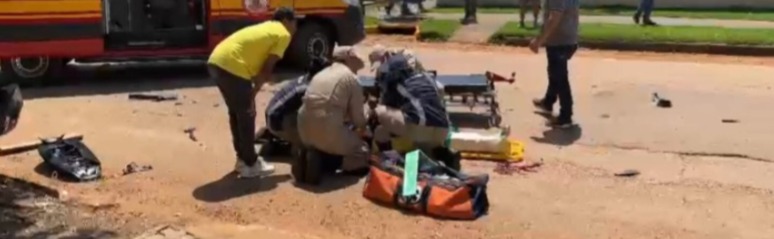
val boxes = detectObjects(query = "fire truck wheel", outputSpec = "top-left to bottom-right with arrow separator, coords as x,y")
0,57 -> 63,86
288,22 -> 334,68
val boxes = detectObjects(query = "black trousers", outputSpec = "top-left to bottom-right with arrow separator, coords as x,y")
543,45 -> 578,121
208,64 -> 258,166
464,0 -> 478,20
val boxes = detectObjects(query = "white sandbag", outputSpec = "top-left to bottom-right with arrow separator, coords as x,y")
449,131 -> 506,153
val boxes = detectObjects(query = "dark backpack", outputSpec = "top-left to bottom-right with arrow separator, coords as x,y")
0,83 -> 23,136
38,136 -> 101,181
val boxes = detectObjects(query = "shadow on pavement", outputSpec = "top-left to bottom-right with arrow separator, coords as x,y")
0,174 -> 118,239
192,172 -> 293,203
530,111 -> 583,146
21,61 -> 304,100
293,174 -> 363,194
32,163 -> 82,183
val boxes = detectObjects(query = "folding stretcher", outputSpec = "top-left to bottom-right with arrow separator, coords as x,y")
358,70 -> 515,128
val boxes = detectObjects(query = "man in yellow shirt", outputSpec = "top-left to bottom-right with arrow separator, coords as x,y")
207,7 -> 296,178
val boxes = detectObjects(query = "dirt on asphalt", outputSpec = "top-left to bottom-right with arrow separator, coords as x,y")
2,37 -> 774,239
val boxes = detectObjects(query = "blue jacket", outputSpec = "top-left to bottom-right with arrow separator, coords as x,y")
377,55 -> 450,128
265,76 -> 308,131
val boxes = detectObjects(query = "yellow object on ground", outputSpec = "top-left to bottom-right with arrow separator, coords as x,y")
460,139 -> 525,162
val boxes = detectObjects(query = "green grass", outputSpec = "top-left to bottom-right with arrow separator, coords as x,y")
489,22 -> 774,46
431,6 -> 774,22
366,16 -> 379,26
417,19 -> 462,41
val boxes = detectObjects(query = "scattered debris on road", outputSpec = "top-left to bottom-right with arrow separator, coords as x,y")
614,169 -> 640,177
123,162 -> 153,176
39,135 -> 101,182
0,133 -> 83,156
183,127 -> 198,142
494,159 -> 543,175
128,92 -> 179,102
133,225 -> 200,239
722,119 -> 739,124
652,93 -> 672,108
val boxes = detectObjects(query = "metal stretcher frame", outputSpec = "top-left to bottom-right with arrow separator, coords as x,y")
358,70 -> 515,128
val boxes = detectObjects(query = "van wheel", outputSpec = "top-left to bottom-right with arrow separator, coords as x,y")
287,22 -> 334,68
0,57 -> 63,86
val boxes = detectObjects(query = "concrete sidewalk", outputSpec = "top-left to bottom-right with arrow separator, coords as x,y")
429,13 -> 774,29
425,12 -> 774,44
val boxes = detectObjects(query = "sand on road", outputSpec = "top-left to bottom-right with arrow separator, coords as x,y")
2,38 -> 774,239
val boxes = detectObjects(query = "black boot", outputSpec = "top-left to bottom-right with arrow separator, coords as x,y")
432,147 -> 462,171
377,142 -> 393,152
291,147 -> 307,183
633,13 -> 641,24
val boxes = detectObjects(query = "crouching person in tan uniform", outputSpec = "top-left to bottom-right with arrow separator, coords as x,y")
371,54 -> 461,171
296,47 -> 370,184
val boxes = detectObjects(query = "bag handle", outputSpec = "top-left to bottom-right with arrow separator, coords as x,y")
402,150 -> 420,198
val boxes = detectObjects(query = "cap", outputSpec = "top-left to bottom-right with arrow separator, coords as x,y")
331,46 -> 361,61
368,45 -> 388,72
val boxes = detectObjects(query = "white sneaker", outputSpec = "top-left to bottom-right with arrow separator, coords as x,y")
234,158 -> 275,178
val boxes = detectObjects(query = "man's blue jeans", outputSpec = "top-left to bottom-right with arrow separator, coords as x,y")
543,45 -> 578,121
635,0 -> 654,19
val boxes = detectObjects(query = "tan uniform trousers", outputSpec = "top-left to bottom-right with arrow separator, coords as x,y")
297,63 -> 369,171
373,105 -> 448,152
298,108 -> 369,171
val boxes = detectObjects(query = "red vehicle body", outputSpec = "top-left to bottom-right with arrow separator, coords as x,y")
0,0 -> 365,84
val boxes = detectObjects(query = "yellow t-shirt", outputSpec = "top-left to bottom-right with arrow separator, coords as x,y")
208,21 -> 291,80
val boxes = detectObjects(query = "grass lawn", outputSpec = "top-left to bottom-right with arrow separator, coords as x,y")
417,19 -> 462,41
366,16 -> 379,26
431,6 -> 774,22
489,22 -> 774,46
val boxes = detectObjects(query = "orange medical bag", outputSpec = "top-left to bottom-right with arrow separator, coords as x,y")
362,150 -> 489,220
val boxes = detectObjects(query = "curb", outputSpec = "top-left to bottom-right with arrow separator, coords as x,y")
365,25 -> 379,34
489,37 -> 774,56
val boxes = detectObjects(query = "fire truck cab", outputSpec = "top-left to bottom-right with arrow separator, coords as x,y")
0,0 -> 365,84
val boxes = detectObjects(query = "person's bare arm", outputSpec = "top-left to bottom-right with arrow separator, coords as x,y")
252,56 -> 280,97
252,34 -> 292,97
536,1 -> 566,44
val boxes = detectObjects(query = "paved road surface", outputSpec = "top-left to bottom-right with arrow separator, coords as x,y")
1,41 -> 774,238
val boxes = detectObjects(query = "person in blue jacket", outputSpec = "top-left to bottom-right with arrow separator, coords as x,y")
370,55 -> 460,170
264,56 -> 332,150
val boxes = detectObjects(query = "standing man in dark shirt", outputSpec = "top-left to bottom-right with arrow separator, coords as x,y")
528,0 -> 579,128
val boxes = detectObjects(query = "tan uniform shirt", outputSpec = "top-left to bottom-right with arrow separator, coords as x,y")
298,63 -> 368,164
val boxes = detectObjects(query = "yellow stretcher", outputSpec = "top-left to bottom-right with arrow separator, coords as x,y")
390,137 -> 525,162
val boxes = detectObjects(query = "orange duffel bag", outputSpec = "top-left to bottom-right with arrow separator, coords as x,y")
362,150 -> 489,220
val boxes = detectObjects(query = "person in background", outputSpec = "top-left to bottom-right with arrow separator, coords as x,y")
297,46 -> 370,178
519,0 -> 541,28
264,57 -> 332,157
462,0 -> 478,24
207,7 -> 297,178
385,0 -> 413,16
633,0 -> 657,26
528,0 -> 579,128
